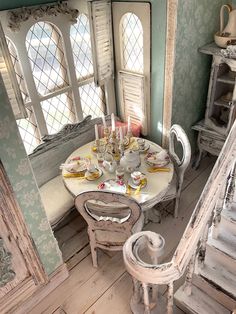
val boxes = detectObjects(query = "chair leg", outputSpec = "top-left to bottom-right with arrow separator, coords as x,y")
91,244 -> 98,268
174,196 -> 180,218
88,228 -> 98,267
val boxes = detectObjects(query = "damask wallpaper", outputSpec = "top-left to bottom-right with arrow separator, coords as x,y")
172,0 -> 227,150
0,75 -> 62,275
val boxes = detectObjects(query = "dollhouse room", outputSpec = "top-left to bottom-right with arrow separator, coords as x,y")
0,0 -> 235,313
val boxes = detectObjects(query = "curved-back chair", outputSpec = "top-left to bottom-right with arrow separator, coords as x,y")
75,191 -> 144,267
162,124 -> 191,218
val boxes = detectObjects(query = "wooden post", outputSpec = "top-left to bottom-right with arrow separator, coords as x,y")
183,254 -> 196,296
142,282 -> 151,314
132,278 -> 141,304
223,162 -> 236,211
198,222 -> 210,268
167,281 -> 174,314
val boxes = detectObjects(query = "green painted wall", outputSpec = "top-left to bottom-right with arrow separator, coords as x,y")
171,0 -> 227,151
0,75 -> 63,275
149,0 -> 167,143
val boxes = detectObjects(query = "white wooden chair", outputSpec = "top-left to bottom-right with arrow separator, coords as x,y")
74,191 -> 144,267
161,124 -> 191,218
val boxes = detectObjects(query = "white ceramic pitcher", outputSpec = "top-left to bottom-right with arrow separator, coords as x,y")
220,4 -> 236,37
215,4 -> 236,48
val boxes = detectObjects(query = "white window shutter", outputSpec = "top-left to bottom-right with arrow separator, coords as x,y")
118,70 -> 148,135
0,23 -> 27,119
88,0 -> 114,86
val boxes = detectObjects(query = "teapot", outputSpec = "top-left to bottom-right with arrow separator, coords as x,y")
120,150 -> 141,173
215,4 -> 236,48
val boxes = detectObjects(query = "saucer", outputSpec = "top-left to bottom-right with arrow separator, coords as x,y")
86,168 -> 103,181
98,179 -> 126,193
64,159 -> 87,173
128,178 -> 147,189
144,151 -> 170,167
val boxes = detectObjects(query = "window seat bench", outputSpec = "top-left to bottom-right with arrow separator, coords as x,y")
29,115 -> 113,228
39,175 -> 74,226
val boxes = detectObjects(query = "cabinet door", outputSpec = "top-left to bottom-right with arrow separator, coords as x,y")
0,162 -> 47,313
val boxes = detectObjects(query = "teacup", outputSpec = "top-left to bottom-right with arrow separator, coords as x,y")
116,166 -> 125,181
131,171 -> 144,186
137,138 -> 145,150
85,164 -> 98,179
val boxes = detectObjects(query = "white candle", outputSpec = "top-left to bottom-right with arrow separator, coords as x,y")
119,127 -> 123,141
111,113 -> 115,132
95,124 -> 99,140
102,115 -> 107,128
127,116 -> 131,132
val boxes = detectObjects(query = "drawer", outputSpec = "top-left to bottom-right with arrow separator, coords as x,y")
199,133 -> 225,155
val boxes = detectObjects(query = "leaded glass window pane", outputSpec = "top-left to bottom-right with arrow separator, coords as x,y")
121,13 -> 143,73
70,14 -> 93,81
6,38 -> 30,103
17,108 -> 40,154
26,22 -> 68,96
41,93 -> 75,134
79,82 -> 105,119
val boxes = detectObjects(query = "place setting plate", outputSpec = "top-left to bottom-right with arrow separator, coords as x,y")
60,158 -> 87,174
86,167 -> 103,181
98,179 -> 127,193
144,151 -> 170,168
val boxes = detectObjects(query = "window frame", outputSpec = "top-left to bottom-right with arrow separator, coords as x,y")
0,0 -> 115,153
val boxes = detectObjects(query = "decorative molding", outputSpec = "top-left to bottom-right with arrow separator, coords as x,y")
162,0 -> 178,148
8,2 -> 79,32
30,115 -> 114,156
0,238 -> 15,287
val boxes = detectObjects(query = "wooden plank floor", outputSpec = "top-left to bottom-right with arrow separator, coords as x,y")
31,156 -> 216,314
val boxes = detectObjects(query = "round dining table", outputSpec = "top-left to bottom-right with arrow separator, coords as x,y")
62,138 -> 174,212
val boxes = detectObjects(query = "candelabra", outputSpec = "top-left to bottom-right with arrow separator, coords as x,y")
93,114 -> 133,159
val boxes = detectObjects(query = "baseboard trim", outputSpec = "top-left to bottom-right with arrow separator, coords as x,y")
17,263 -> 69,314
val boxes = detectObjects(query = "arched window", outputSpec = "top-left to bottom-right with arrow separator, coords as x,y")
26,22 -> 75,135
26,22 -> 68,95
70,14 -> 106,119
121,13 -> 143,73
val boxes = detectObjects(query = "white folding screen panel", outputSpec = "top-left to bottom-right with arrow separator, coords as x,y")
119,70 -> 147,135
0,23 -> 27,119
88,0 -> 114,86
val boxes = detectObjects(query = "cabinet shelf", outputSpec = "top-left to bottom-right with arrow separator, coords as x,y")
217,74 -> 235,85
192,43 -> 236,169
214,98 -> 232,108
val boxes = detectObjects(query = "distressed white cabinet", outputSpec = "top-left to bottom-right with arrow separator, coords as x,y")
192,43 -> 236,168
0,161 -> 47,313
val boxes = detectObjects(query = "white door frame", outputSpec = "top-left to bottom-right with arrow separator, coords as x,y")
112,2 -> 151,132
162,0 -> 178,148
